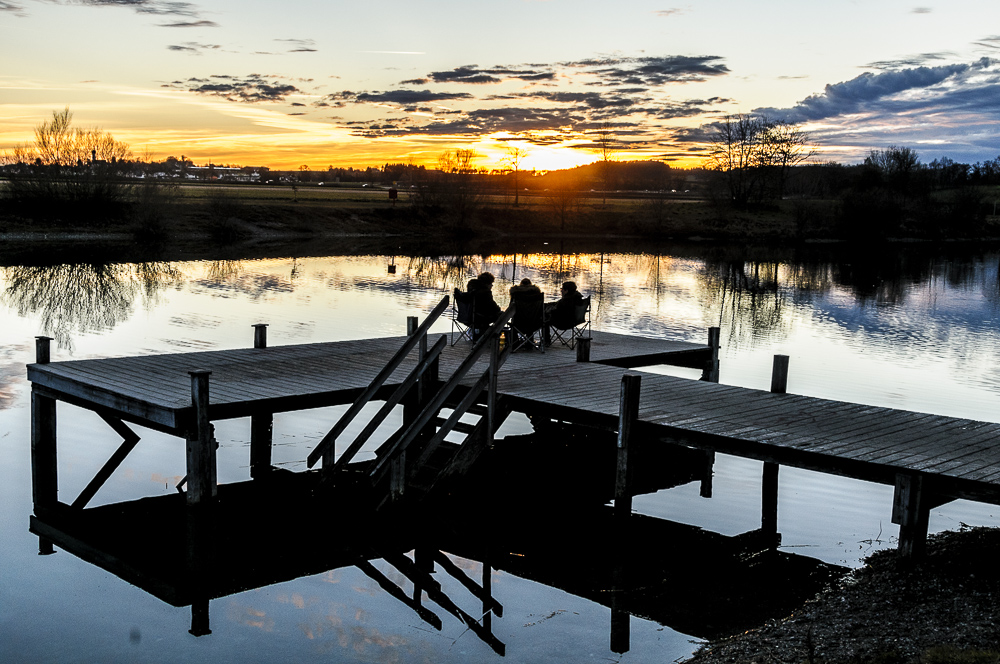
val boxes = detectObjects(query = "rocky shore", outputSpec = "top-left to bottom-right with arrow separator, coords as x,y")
686,527 -> 1000,664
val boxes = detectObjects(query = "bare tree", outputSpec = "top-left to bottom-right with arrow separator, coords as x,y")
501,145 -> 529,206
707,114 -> 812,207
594,123 -> 618,205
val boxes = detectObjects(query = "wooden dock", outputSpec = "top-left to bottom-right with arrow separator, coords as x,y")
25,297 -> 1000,562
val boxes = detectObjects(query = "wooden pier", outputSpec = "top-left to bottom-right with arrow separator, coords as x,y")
25,295 -> 1000,565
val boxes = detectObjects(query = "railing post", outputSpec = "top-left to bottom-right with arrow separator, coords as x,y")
701,327 -> 720,382
186,370 -> 216,506
614,374 -> 641,518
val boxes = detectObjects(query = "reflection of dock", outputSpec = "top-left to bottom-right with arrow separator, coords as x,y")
28,462 -> 842,647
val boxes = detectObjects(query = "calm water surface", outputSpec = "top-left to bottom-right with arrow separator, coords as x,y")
2,246 -> 999,662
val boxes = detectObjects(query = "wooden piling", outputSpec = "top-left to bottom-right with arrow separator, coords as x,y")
35,335 -> 52,364
249,413 -> 273,479
701,327 -> 720,382
762,462 -> 779,537
252,323 -> 268,349
699,450 -> 715,498
185,370 -> 217,506
576,337 -> 592,362
31,337 -> 58,522
893,473 -> 930,559
406,316 -> 419,336
770,354 -> 789,394
614,374 -> 641,518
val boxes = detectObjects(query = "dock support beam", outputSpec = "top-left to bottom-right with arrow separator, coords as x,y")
186,370 -> 217,507
615,374 -> 641,518
893,473 -> 930,559
761,355 -> 787,543
701,327 -> 720,382
250,324 -> 272,479
31,336 -> 57,555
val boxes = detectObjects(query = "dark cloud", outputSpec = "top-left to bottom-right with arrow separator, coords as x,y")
755,59 -> 994,123
486,90 -> 727,121
400,78 -> 429,85
865,52 -> 951,70
159,18 -> 217,27
0,1 -> 26,15
426,64 -> 556,84
322,89 -> 474,106
276,38 -> 317,53
166,73 -> 302,102
564,55 -> 729,86
348,107 -> 582,138
59,0 -> 217,24
975,36 -> 1000,50
167,41 -> 219,54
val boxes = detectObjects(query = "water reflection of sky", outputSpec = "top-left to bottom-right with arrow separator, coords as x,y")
2,250 -> 1000,662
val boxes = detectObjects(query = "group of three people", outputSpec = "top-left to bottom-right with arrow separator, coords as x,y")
466,272 -> 583,340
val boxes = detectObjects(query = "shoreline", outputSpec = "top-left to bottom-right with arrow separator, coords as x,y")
685,527 -> 1000,663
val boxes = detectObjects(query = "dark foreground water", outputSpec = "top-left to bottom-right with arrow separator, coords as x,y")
2,244 -> 999,662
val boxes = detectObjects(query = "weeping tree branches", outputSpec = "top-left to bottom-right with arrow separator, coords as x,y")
707,114 -> 814,208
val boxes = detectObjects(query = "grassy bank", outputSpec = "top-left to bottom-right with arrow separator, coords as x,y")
2,183 -> 999,260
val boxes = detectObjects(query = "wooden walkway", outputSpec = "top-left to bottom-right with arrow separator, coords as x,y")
25,320 -> 1000,557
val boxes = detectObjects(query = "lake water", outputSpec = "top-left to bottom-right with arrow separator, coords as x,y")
2,244 -> 999,662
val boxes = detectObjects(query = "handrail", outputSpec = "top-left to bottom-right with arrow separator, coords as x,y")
325,334 -> 448,476
306,295 -> 450,468
368,305 -> 515,482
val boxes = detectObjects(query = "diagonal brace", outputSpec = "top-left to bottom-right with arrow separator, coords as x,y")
71,413 -> 141,509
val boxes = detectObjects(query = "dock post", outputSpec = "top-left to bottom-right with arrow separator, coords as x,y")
406,316 -> 418,336
615,374 -> 641,518
893,473 -> 930,559
760,355 -> 788,543
576,337 -> 591,362
250,413 -> 272,480
701,327 -> 720,382
770,354 -> 789,394
250,325 -> 272,478
252,323 -> 268,349
186,370 -> 217,506
610,567 -> 630,654
761,462 -> 779,543
699,450 -> 715,498
31,336 -> 57,555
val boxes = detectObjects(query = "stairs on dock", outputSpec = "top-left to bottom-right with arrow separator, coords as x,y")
306,295 -> 516,509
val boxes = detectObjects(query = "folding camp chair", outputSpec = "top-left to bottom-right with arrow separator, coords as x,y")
508,289 -> 545,353
450,288 -> 476,345
547,295 -> 591,349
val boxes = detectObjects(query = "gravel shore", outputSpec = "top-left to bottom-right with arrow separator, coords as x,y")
686,527 -> 1000,664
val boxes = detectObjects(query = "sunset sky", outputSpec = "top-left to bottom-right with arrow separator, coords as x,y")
2,0 -> 999,171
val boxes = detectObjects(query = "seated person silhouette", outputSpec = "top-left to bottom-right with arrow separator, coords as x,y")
544,281 -> 584,336
471,272 -> 501,340
509,278 -> 545,350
